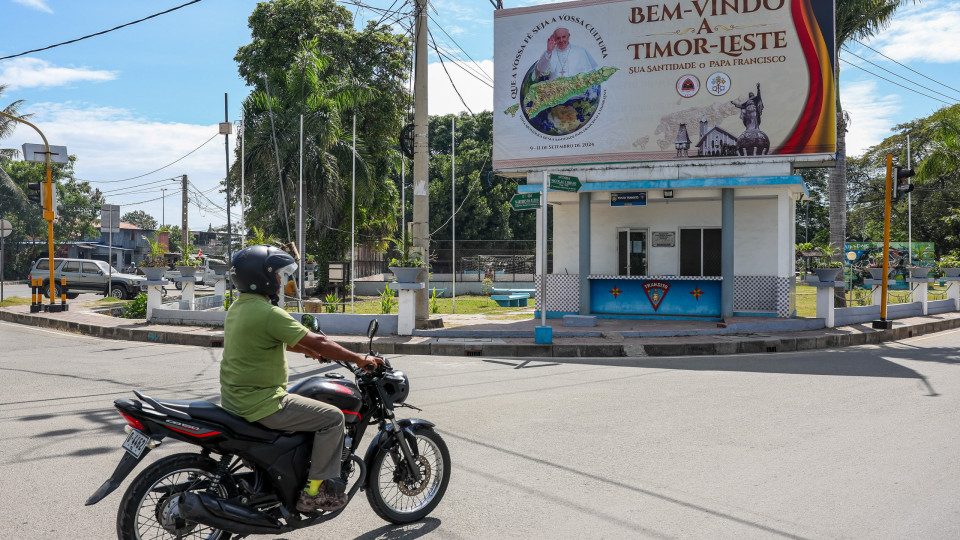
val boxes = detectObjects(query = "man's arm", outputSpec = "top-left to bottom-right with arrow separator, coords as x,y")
287,332 -> 385,372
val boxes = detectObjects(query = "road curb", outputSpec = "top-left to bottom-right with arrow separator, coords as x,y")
3,307 -> 959,357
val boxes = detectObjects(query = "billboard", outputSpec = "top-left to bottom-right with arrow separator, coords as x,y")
493,0 -> 835,170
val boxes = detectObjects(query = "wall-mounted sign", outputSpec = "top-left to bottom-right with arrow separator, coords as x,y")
493,0 -> 836,170
652,231 -> 676,247
610,192 -> 646,207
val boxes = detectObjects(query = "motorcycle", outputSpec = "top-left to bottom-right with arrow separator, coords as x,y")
86,318 -> 450,539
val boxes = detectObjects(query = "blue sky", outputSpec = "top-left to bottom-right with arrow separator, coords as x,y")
2,0 -> 959,229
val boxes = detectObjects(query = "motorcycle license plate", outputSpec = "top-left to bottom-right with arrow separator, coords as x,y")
122,429 -> 150,458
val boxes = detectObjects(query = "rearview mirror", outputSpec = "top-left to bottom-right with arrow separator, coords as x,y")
367,319 -> 379,340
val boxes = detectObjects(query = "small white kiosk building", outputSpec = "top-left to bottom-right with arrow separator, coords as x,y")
493,0 -> 837,323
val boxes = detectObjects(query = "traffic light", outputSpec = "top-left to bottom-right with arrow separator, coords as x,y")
894,167 -> 915,201
27,182 -> 42,206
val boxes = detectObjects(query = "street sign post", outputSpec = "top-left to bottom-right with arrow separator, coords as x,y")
101,204 -> 121,298
0,219 -> 11,302
549,174 -> 581,192
509,192 -> 541,211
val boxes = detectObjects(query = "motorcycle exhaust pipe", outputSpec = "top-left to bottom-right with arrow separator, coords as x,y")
175,492 -> 283,536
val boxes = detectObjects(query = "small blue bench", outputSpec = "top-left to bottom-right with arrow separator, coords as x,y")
492,288 -> 536,296
491,293 -> 530,307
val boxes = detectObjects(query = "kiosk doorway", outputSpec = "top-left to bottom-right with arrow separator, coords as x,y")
618,229 -> 648,276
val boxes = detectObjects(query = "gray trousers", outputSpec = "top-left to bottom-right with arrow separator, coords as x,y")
257,393 -> 344,481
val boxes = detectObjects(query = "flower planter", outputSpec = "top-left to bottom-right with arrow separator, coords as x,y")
814,267 -> 842,283
907,266 -> 931,279
867,267 -> 887,280
140,266 -> 167,281
176,266 -> 198,278
941,267 -> 960,278
389,266 -> 423,283
209,262 -> 231,277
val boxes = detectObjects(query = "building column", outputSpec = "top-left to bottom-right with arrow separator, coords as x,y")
579,191 -> 591,315
721,188 -> 734,319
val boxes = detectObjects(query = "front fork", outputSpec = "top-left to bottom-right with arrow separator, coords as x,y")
385,411 -> 423,482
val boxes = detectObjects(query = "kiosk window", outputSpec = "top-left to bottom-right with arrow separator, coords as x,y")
680,228 -> 721,276
618,229 -> 647,276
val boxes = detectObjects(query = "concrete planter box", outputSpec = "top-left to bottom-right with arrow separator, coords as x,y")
390,267 -> 423,283
814,267 -> 842,282
907,266 -> 932,278
140,267 -> 167,281
941,267 -> 960,278
868,267 -> 887,280
177,266 -> 198,278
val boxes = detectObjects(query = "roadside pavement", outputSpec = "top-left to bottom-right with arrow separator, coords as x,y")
3,301 -> 959,357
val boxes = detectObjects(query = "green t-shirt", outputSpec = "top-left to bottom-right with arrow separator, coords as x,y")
220,293 -> 309,422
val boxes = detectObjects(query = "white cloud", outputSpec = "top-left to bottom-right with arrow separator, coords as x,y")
12,0 -> 52,13
428,59 -> 494,116
16,102 -> 230,227
1,58 -> 116,90
866,0 -> 960,63
839,79 -> 901,157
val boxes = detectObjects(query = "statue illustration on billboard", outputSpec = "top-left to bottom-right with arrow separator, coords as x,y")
730,83 -> 770,156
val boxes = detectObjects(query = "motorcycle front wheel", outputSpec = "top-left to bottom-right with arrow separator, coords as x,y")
366,427 -> 451,524
117,453 -> 236,540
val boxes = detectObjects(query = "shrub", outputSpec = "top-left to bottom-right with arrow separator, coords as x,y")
430,287 -> 441,314
324,292 -> 340,313
380,284 -> 396,314
122,293 -> 147,319
223,290 -> 236,310
481,278 -> 494,295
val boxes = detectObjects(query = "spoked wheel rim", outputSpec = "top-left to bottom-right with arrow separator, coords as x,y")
376,434 -> 445,515
134,467 -> 229,540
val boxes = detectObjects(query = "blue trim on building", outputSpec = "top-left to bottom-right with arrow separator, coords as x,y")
518,175 -> 808,197
733,311 -> 777,318
535,310 -> 721,321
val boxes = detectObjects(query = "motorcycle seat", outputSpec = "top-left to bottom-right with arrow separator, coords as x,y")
155,399 -> 281,441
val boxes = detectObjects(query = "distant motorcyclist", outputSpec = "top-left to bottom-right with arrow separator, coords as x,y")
221,245 -> 384,512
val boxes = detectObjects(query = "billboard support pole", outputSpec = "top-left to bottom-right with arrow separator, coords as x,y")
541,171 -> 548,327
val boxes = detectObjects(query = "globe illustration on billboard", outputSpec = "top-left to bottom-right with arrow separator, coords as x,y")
519,62 -> 603,137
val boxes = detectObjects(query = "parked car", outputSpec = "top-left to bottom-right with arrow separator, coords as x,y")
163,257 -> 232,289
29,258 -> 146,300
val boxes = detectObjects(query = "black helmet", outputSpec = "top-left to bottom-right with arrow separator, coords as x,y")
230,245 -> 297,295
382,370 -> 410,404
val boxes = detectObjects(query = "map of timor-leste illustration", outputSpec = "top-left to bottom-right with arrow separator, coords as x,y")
503,66 -> 619,118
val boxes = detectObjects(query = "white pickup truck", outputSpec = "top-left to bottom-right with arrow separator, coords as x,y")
164,258 -> 232,289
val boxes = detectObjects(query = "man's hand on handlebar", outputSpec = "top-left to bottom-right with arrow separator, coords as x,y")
356,354 -> 386,373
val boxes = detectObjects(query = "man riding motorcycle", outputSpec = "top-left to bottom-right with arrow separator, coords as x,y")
222,245 -> 384,512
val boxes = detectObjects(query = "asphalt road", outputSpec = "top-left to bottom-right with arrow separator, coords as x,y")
1,322 -> 958,539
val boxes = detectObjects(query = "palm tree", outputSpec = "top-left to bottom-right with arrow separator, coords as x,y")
0,84 -> 31,199
915,107 -> 960,184
239,41 -> 378,244
829,0 -> 914,303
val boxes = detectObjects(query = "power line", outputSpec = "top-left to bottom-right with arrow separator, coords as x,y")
0,0 -> 204,61
852,38 -> 960,96
429,29 -> 476,116
80,133 -> 218,184
428,13 -> 494,85
841,49 -> 960,103
839,58 -> 955,106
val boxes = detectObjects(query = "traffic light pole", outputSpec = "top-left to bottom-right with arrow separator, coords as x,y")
873,155 -> 894,329
0,111 -> 58,309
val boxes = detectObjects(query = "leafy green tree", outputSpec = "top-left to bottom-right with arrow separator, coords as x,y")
121,210 -> 158,231
0,157 -> 103,278
829,1 -> 916,260
230,0 -> 410,285
846,104 -> 960,257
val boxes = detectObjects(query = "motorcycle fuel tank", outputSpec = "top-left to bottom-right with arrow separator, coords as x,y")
288,375 -> 363,424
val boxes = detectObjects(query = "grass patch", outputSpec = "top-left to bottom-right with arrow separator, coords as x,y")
0,296 -> 31,308
794,283 -> 942,317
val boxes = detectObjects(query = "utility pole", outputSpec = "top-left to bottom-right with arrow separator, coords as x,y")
161,188 -> 168,228
412,0 -> 430,321
181,174 -> 189,250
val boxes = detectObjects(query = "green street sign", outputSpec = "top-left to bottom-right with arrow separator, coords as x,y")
509,192 -> 541,211
549,174 -> 581,192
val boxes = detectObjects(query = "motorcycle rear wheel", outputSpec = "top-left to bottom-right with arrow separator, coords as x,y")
366,427 -> 450,524
117,453 -> 236,540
